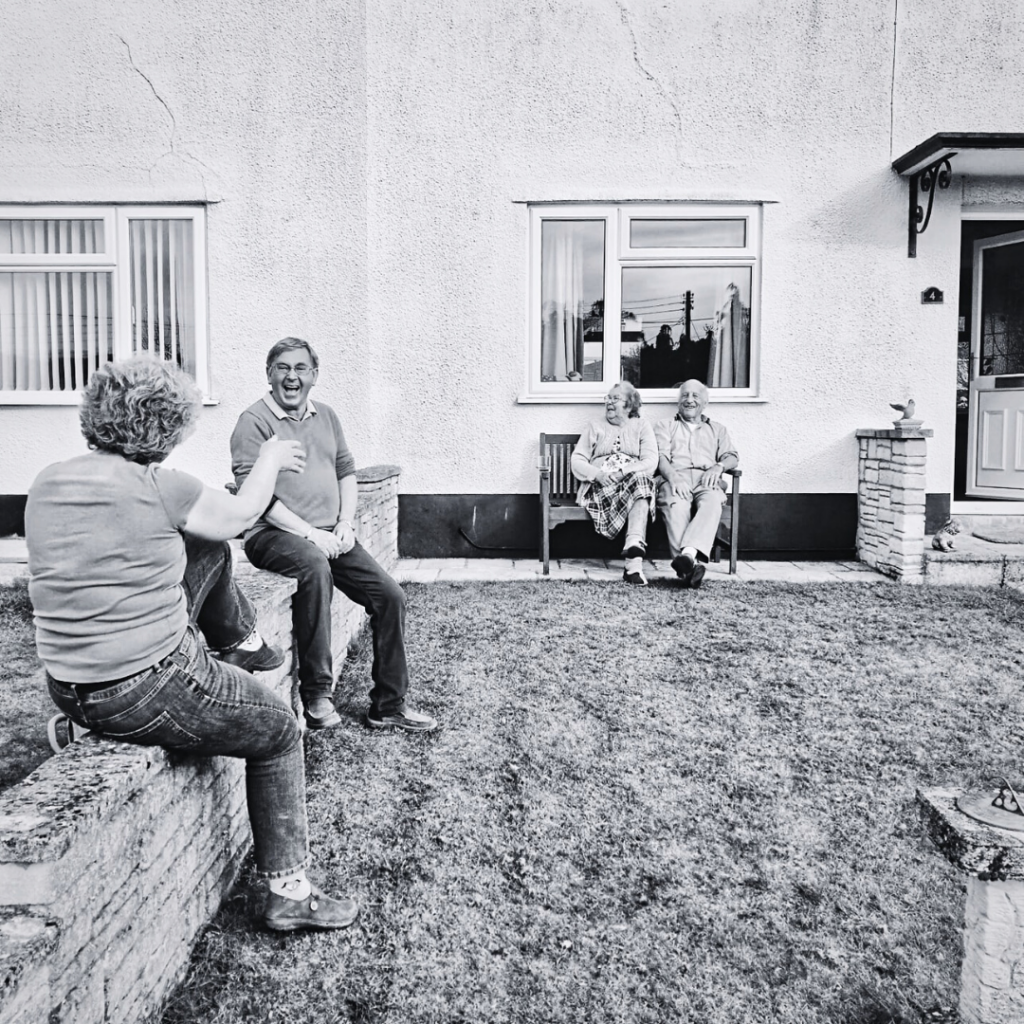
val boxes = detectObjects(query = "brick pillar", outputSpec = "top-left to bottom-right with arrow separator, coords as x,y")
855,425 -> 932,582
918,789 -> 1024,1024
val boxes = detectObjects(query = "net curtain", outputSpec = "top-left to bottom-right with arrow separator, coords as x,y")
709,281 -> 749,388
540,226 -> 584,381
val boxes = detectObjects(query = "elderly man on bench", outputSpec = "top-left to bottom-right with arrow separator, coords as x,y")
655,380 -> 739,589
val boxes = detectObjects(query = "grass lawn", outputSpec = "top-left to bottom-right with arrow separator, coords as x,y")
158,579 -> 1024,1024
0,579 -> 50,792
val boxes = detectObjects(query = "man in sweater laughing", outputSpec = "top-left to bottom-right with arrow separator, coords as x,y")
230,337 -> 437,733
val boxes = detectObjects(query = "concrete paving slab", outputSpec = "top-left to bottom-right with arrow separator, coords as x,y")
0,538 -> 28,563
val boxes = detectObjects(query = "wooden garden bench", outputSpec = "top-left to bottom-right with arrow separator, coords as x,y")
538,432 -> 741,576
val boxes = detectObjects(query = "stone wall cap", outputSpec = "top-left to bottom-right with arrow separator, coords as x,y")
356,464 -> 401,484
856,428 -> 933,438
0,740 -> 166,863
917,787 -> 1024,880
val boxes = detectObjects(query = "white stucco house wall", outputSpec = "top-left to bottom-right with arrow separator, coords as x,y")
3,0 -> 1024,557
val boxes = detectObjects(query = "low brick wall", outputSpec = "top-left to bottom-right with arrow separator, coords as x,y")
0,465 -> 400,1024
855,426 -> 932,582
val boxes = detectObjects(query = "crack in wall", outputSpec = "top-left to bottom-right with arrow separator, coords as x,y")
616,1 -> 685,165
889,0 -> 898,161
117,34 -> 211,194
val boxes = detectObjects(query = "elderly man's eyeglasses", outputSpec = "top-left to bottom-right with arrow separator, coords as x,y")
271,363 -> 315,377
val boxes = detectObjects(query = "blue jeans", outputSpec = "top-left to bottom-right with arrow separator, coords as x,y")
47,537 -> 308,879
245,530 -> 409,716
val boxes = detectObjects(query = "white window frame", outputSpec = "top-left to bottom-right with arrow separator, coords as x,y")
521,202 -> 762,404
0,204 -> 209,404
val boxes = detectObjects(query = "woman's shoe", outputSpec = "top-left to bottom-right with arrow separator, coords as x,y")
622,569 -> 648,586
263,886 -> 359,932
47,714 -> 92,753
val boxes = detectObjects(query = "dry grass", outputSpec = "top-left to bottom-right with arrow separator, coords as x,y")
160,579 -> 1024,1024
0,579 -> 49,792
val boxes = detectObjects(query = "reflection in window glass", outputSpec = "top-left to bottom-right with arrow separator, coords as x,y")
540,221 -> 605,382
980,242 -> 1024,377
630,219 -> 745,249
620,266 -> 751,389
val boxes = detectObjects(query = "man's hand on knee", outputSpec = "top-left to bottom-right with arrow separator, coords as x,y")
699,463 -> 724,489
308,528 -> 344,558
332,520 -> 356,555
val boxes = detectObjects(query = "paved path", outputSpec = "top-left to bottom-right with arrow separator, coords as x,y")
0,535 -> 885,585
395,557 -> 885,584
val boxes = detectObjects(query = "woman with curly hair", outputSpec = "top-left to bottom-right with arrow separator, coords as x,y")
25,357 -> 358,933
570,380 -> 658,586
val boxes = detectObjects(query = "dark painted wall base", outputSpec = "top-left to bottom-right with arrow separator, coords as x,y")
0,490 -> 958,556
398,492 -> 937,560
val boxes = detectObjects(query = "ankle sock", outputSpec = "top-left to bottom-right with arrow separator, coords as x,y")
269,872 -> 311,901
682,546 -> 698,563
235,627 -> 264,652
625,556 -> 642,573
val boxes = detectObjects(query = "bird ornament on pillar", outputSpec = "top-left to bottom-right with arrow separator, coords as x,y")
889,398 -> 922,433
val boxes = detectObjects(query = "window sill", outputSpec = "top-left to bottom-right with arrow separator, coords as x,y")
517,391 -> 767,405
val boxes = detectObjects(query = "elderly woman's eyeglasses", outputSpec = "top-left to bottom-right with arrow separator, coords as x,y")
605,393 -> 626,403
271,363 -> 315,377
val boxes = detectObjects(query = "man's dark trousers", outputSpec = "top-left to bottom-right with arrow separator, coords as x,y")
244,528 -> 409,717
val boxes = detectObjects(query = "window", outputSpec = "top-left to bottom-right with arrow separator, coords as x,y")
0,205 -> 208,403
525,203 -> 760,402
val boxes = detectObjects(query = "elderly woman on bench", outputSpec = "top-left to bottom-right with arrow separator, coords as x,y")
25,358 -> 357,934
570,380 -> 658,586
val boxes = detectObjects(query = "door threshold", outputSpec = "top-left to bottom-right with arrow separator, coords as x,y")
952,500 -> 1024,514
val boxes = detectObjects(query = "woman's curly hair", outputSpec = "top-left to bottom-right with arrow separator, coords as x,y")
79,358 -> 202,464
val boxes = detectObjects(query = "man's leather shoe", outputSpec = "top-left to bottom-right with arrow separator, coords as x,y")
263,887 -> 359,933
671,554 -> 695,581
366,707 -> 438,732
304,698 -> 342,730
219,641 -> 286,673
688,563 -> 706,590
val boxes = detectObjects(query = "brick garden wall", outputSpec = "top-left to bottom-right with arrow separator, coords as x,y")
0,466 -> 399,1024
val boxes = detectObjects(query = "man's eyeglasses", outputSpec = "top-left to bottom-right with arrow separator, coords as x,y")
271,363 -> 315,377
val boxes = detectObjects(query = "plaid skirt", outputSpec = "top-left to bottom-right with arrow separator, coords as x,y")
581,472 -> 656,540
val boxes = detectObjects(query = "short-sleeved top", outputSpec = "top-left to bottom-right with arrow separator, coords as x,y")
26,451 -> 204,682
230,394 -> 356,538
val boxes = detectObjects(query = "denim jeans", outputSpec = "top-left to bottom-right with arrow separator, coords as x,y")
244,530 -> 409,716
47,537 -> 309,879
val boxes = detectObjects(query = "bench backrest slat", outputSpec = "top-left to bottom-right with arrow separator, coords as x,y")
540,433 -> 581,501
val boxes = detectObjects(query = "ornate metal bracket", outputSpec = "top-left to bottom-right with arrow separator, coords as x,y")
907,155 -> 954,257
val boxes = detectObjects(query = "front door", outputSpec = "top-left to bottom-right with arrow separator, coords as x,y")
966,230 -> 1024,498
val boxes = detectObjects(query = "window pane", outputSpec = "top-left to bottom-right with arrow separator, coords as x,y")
0,219 -> 105,254
0,271 -> 113,391
540,220 -> 605,382
620,266 -> 751,388
630,219 -> 745,248
980,241 -> 1024,377
130,219 -> 196,375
